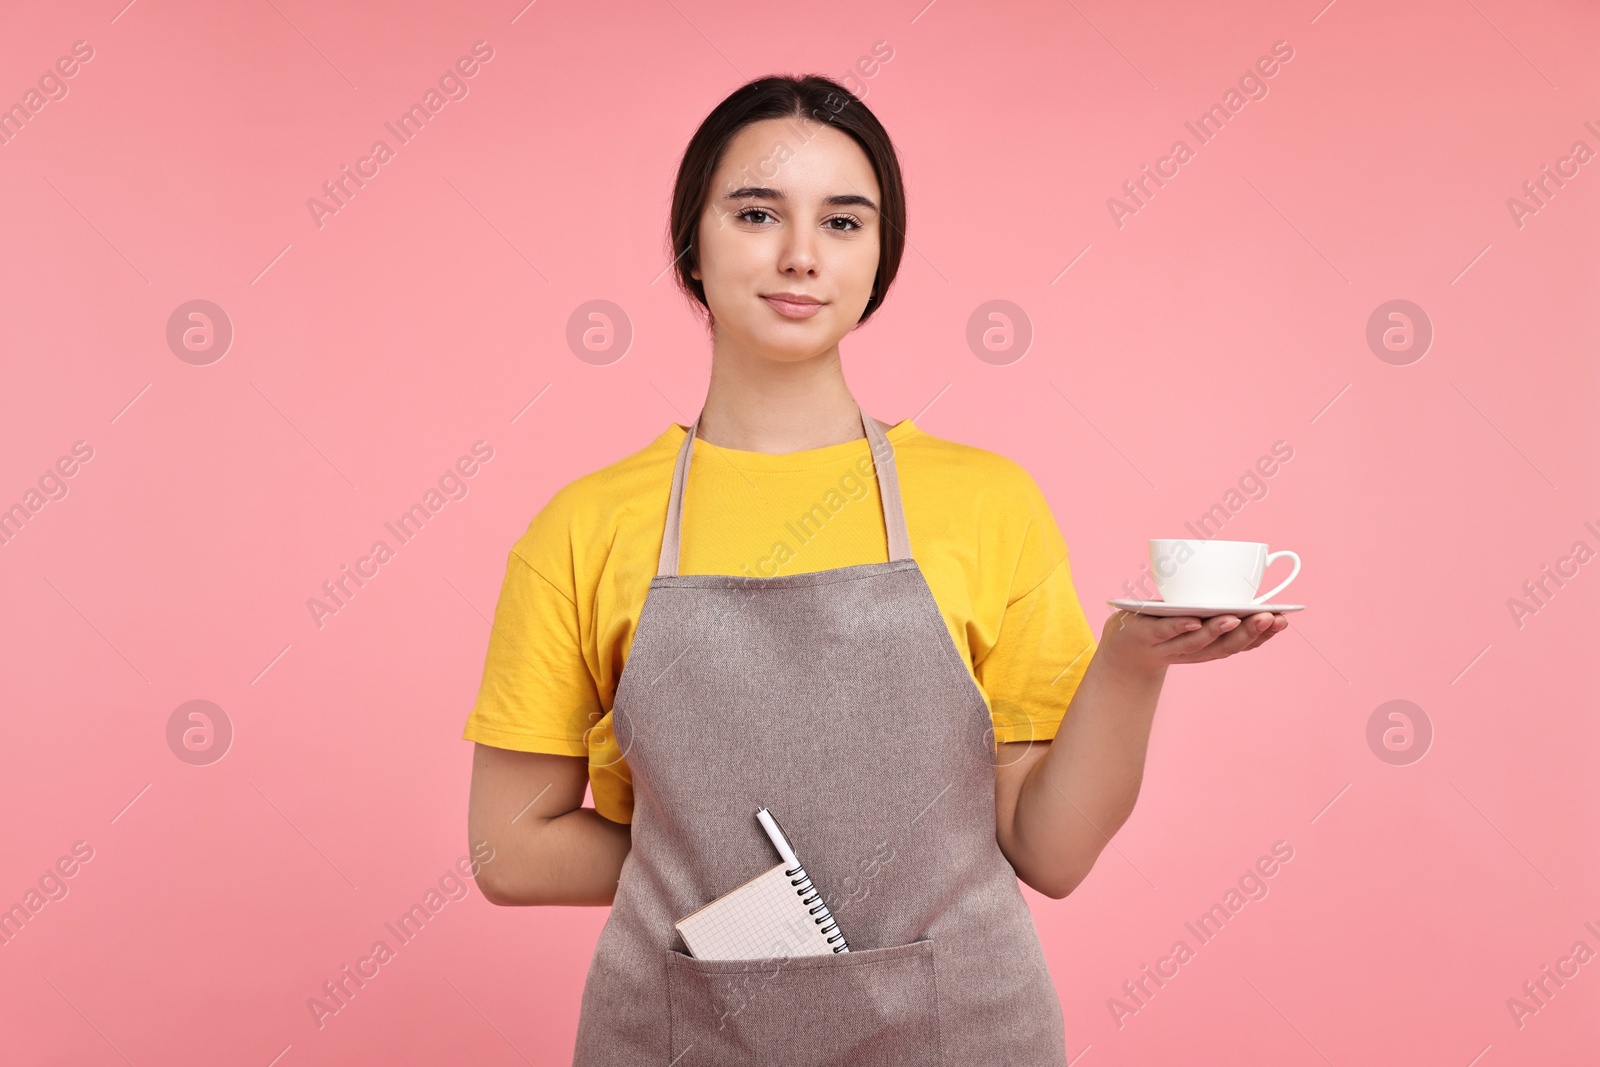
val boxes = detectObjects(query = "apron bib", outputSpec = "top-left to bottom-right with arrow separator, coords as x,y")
571,405 -> 1068,1066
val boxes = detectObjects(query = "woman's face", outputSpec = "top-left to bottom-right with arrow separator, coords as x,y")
692,116 -> 882,363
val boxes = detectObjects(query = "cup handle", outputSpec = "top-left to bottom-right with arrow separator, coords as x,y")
1252,550 -> 1301,605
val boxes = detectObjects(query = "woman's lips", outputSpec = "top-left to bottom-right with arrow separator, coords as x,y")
762,295 -> 826,319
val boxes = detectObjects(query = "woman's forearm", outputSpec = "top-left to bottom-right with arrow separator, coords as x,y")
481,807 -> 632,907
1008,650 -> 1167,898
468,746 -> 634,907
1007,609 -> 1282,897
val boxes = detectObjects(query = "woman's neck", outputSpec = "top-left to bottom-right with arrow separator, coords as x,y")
694,342 -> 867,454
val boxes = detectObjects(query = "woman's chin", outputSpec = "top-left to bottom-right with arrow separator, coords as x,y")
718,326 -> 837,363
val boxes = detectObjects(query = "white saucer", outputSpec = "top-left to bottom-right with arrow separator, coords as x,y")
1107,598 -> 1306,619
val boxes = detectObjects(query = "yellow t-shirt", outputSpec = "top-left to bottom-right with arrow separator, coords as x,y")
461,418 -> 1099,824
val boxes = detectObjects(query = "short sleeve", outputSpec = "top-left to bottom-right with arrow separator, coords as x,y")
974,471 -> 1098,744
461,550 -> 607,760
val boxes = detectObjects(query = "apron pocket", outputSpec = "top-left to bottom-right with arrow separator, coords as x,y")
665,937 -> 943,1067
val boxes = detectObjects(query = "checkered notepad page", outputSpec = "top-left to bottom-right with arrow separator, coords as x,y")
675,862 -> 840,960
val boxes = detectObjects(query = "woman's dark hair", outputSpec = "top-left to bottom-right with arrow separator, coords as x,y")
667,75 -> 907,330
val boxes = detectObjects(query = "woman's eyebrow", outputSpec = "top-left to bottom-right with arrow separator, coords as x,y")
722,186 -> 879,212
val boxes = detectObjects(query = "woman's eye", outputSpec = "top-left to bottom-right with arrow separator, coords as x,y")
734,208 -> 862,232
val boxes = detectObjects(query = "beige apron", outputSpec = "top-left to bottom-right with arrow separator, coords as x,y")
571,405 -> 1068,1066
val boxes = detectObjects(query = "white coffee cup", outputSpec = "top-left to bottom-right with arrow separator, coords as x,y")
1149,538 -> 1301,607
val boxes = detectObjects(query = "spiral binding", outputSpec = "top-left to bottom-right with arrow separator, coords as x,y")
786,862 -> 849,952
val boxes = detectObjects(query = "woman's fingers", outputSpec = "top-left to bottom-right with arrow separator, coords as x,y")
1217,613 -> 1281,650
1125,610 -> 1290,663
1239,614 -> 1288,651
1168,612 -> 1287,662
1152,615 -> 1227,653
1153,616 -> 1205,641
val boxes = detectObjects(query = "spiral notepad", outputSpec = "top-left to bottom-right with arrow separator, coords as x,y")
673,808 -> 849,960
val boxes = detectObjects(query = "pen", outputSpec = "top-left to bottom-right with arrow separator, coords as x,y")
754,806 -> 799,869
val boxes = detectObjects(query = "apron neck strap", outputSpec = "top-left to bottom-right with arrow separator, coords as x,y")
656,402 -> 912,578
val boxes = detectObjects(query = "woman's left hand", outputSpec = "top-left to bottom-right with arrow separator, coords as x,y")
1097,608 -> 1288,676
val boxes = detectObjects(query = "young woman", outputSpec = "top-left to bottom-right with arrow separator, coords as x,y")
463,75 -> 1288,1066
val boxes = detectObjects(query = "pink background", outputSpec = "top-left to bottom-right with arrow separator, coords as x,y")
3,0 -> 1597,1063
